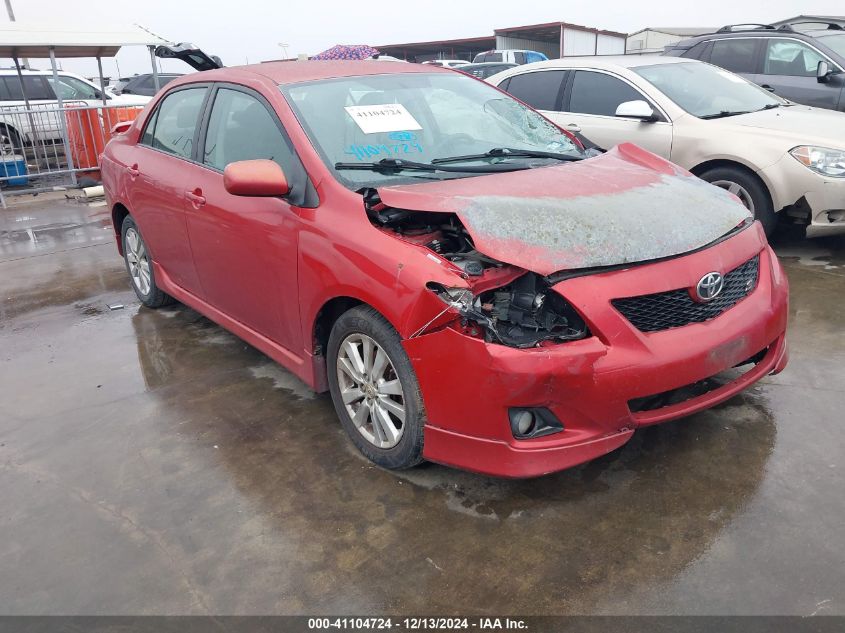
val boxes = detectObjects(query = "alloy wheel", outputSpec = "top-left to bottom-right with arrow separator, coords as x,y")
125,227 -> 151,296
336,333 -> 406,449
711,179 -> 756,214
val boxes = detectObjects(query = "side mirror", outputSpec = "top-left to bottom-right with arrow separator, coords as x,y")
224,159 -> 290,197
615,100 -> 658,122
817,60 -> 833,83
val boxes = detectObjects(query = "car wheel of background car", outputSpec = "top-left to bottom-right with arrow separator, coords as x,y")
121,216 -> 175,308
699,166 -> 777,236
327,306 -> 425,470
0,127 -> 23,155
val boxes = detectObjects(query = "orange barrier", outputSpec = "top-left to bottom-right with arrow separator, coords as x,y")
66,105 -> 143,179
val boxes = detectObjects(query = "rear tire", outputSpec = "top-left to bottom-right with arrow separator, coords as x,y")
0,126 -> 23,155
121,216 -> 174,308
327,306 -> 425,470
699,166 -> 777,236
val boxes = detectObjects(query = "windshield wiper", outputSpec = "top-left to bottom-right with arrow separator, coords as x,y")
758,103 -> 782,111
334,157 -> 530,174
699,110 -> 752,120
431,147 -> 583,165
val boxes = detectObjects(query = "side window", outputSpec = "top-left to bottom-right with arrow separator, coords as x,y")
513,52 -> 526,65
203,88 -> 295,172
3,76 -> 55,100
763,39 -> 828,77
684,41 -> 711,61
568,71 -> 646,117
142,87 -> 207,159
140,108 -> 158,146
504,70 -> 566,111
710,39 -> 759,74
46,75 -> 100,101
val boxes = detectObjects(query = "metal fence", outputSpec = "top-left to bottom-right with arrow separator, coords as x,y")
0,101 -> 144,205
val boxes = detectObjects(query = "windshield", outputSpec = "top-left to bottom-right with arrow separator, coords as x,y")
818,33 -> 845,58
634,62 -> 785,119
281,72 -> 582,188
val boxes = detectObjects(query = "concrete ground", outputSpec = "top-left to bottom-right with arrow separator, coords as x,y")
1,196 -> 843,616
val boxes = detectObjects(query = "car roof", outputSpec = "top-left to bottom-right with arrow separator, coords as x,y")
462,62 -> 517,68
675,26 -> 837,46
503,55 -> 699,71
174,60 -> 450,87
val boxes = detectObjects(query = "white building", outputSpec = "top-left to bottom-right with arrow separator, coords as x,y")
626,27 -> 715,54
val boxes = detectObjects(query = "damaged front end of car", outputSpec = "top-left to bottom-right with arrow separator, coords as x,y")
363,189 -> 590,349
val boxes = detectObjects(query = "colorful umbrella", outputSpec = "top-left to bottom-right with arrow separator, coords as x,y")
312,44 -> 381,61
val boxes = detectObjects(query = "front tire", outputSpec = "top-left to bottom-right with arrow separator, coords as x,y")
121,216 -> 174,308
699,166 -> 777,236
327,306 -> 425,470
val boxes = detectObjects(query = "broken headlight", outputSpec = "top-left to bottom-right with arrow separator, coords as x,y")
430,273 -> 589,348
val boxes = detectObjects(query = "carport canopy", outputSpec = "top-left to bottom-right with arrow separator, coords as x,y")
0,21 -> 168,58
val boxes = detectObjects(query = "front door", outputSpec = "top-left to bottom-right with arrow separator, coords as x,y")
183,85 -> 304,351
553,70 -> 673,157
759,38 -> 843,109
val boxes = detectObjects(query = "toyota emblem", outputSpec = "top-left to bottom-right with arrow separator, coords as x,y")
696,272 -> 724,302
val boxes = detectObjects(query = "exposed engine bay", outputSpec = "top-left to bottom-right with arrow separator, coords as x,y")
364,189 -> 497,277
364,189 -> 589,348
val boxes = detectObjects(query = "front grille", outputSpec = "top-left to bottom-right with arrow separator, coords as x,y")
612,255 -> 759,333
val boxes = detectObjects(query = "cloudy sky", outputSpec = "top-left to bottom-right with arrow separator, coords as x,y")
3,0 -> 844,78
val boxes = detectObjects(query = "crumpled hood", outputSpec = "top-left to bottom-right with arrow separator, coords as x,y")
376,143 -> 752,275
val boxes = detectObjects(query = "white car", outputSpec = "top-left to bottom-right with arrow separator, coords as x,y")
0,69 -> 149,147
422,59 -> 470,68
488,55 -> 845,237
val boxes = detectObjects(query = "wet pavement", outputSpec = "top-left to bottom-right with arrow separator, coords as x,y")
1,197 -> 843,615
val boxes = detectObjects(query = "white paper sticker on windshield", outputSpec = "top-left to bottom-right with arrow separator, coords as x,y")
716,70 -> 746,83
344,104 -> 422,134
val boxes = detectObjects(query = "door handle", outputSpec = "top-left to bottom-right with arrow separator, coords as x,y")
565,123 -> 582,132
761,85 -> 776,92
186,188 -> 206,207
126,164 -> 139,177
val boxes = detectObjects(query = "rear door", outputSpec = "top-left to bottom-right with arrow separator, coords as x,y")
182,84 -> 309,351
758,37 -> 843,108
557,69 -> 672,157
126,84 -> 209,295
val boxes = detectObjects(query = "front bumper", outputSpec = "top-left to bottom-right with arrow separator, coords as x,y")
759,154 -> 845,237
404,222 -> 789,478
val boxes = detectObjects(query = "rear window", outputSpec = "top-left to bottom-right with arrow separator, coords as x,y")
475,52 -> 503,63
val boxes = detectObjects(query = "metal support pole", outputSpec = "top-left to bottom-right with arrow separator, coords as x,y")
49,47 -> 77,187
96,56 -> 108,106
11,54 -> 42,166
149,45 -> 160,91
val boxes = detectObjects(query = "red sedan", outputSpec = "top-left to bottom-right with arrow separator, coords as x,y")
101,61 -> 788,478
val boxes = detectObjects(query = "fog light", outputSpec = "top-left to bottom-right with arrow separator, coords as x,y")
515,411 -> 535,435
508,407 -> 564,439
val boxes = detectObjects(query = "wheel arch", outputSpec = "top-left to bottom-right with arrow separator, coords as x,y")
689,159 -> 777,210
111,202 -> 131,255
309,294 -> 416,393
